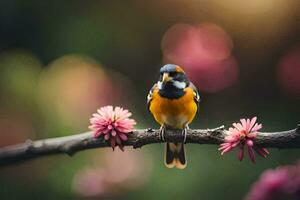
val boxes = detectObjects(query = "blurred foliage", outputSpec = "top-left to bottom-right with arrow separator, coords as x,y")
0,0 -> 300,200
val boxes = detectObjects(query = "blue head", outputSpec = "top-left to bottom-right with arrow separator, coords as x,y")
157,64 -> 190,99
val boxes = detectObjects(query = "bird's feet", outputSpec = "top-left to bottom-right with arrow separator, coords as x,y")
181,125 -> 189,143
159,125 -> 166,141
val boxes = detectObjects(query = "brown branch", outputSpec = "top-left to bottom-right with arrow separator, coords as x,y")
0,125 -> 299,166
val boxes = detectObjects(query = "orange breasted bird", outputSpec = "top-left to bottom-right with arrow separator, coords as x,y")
147,64 -> 200,169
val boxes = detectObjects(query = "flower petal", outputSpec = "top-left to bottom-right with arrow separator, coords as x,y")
249,117 -> 257,132
231,141 -> 240,148
110,137 -> 116,150
248,146 -> 256,163
247,132 -> 257,138
246,139 -> 253,147
221,146 -> 233,155
252,123 -> 262,132
233,122 -> 244,131
119,133 -> 128,141
115,135 -> 122,145
246,118 -> 251,133
240,119 -> 247,130
104,134 -> 110,140
218,143 -> 231,151
237,144 -> 244,161
255,148 -> 269,158
111,130 -> 117,136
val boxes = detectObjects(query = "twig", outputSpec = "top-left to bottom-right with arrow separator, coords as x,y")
0,125 -> 299,166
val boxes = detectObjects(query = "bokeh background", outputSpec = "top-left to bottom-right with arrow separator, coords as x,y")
0,0 -> 300,199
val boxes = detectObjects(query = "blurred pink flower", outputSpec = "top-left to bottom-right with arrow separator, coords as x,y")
73,169 -> 109,197
219,117 -> 269,163
277,44 -> 300,97
245,162 -> 300,200
38,55 -> 120,130
72,149 -> 152,198
161,23 -> 238,93
89,106 -> 136,150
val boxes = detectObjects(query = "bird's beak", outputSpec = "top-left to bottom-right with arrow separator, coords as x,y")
162,73 -> 171,83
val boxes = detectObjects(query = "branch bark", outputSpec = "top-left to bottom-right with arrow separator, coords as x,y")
0,125 -> 299,166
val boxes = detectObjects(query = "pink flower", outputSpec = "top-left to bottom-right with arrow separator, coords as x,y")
89,106 -> 136,150
72,149 -> 152,198
245,162 -> 300,200
218,117 -> 269,163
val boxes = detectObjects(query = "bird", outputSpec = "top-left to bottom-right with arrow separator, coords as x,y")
147,64 -> 200,169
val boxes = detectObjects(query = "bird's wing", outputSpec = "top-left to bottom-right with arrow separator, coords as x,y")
147,83 -> 157,113
189,82 -> 200,110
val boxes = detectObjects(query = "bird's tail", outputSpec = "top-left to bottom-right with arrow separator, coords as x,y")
164,142 -> 187,169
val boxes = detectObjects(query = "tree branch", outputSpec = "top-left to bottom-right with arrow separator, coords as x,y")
0,125 -> 299,166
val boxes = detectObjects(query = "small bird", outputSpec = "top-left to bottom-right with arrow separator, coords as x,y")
147,64 -> 200,169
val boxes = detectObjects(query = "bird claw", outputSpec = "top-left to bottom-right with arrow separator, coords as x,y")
159,125 -> 166,141
160,125 -> 188,143
182,126 -> 188,143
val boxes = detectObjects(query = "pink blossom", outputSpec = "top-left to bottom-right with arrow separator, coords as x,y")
277,44 -> 300,97
89,106 -> 136,150
161,23 -> 239,93
72,149 -> 152,198
218,117 -> 269,163
245,162 -> 300,200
